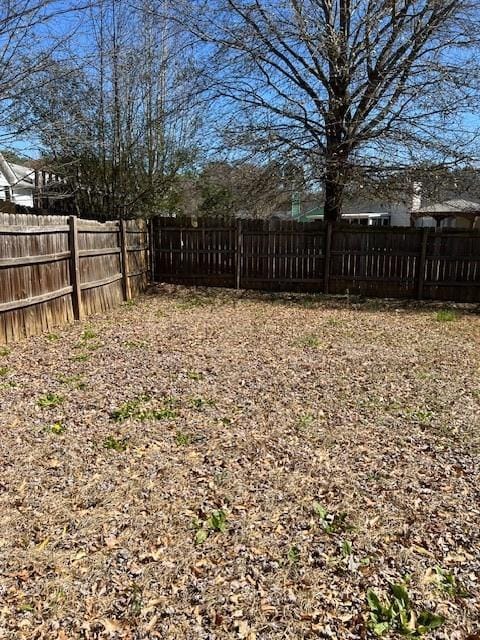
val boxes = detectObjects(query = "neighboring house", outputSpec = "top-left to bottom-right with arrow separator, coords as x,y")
272,191 -> 411,226
0,153 -> 36,207
411,198 -> 480,229
273,184 -> 480,228
0,153 -> 69,210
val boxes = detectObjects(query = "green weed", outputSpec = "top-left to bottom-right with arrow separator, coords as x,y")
47,333 -> 60,341
299,296 -> 321,309
287,545 -> 300,564
341,539 -> 353,558
187,370 -> 204,381
81,328 -> 97,340
50,422 -> 66,435
295,333 -> 322,348
57,374 -> 86,390
111,395 -> 177,422
408,408 -> 435,425
191,396 -> 216,410
367,583 -> 444,636
176,294 -> 214,310
326,317 -> 341,327
37,393 -> 64,409
175,431 -> 191,446
0,380 -> 17,390
71,353 -> 90,362
103,435 -> 128,452
416,370 -> 432,381
129,583 -> 143,616
124,340 -> 148,349
0,346 -> 10,356
313,502 -> 352,534
297,412 -> 314,430
433,567 -> 470,598
194,509 -> 228,544
435,310 -> 456,322
0,366 -> 9,377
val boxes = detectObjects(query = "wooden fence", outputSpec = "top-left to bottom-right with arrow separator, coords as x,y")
151,217 -> 480,303
0,212 -> 148,343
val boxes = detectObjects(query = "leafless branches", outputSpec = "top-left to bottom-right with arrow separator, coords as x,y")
173,0 -> 480,220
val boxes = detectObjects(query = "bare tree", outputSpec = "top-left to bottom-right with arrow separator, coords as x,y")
0,0 -> 90,146
24,0 -> 205,218
174,0 -> 480,221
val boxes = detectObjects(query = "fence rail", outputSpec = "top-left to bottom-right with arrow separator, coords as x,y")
151,217 -> 480,303
0,212 -> 148,343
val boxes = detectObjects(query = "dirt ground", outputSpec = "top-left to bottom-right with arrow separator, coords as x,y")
0,285 -> 479,640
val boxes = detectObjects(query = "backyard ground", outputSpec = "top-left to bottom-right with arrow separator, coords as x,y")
0,285 -> 479,640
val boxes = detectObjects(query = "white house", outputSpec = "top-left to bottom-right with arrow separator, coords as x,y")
0,153 -> 36,207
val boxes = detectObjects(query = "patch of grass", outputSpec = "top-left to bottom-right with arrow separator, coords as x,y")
0,366 -> 9,377
128,583 -> 143,617
46,333 -> 60,341
175,431 -> 192,446
18,603 -> 35,613
187,370 -> 204,381
433,566 -> 470,598
85,342 -> 101,351
123,299 -> 137,307
313,502 -> 352,534
295,333 -> 322,348
194,509 -> 228,544
81,328 -> 97,340
367,583 -> 444,636
287,545 -> 300,564
57,374 -> 86,390
111,395 -> 177,422
219,416 -> 232,426
416,370 -> 432,381
124,340 -> 148,349
176,292 -> 224,311
0,346 -> 11,356
296,412 -> 314,430
191,396 -> 216,410
37,393 -> 64,409
407,408 -> 435,425
435,310 -> 456,322
299,296 -> 321,309
326,317 -> 341,327
103,435 -> 128,452
0,380 -> 17,390
71,353 -> 90,362
49,422 -> 66,435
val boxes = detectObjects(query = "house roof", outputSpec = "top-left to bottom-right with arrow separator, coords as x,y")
416,198 -> 480,215
8,162 -> 35,187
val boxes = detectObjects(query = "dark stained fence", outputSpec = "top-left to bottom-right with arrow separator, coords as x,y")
152,217 -> 480,303
152,216 -> 236,287
0,213 -> 148,344
241,219 -> 327,292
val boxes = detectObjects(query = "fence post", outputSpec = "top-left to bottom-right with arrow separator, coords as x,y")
68,215 -> 83,320
323,222 -> 333,294
148,217 -> 155,283
119,218 -> 131,301
417,228 -> 429,300
236,219 -> 243,289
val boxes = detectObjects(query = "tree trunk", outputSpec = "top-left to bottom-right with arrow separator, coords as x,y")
324,164 -> 345,223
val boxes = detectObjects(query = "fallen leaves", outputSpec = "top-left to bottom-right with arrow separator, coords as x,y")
0,286 -> 479,638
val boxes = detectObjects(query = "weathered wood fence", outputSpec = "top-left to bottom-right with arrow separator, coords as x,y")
0,213 -> 148,343
151,217 -> 480,303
